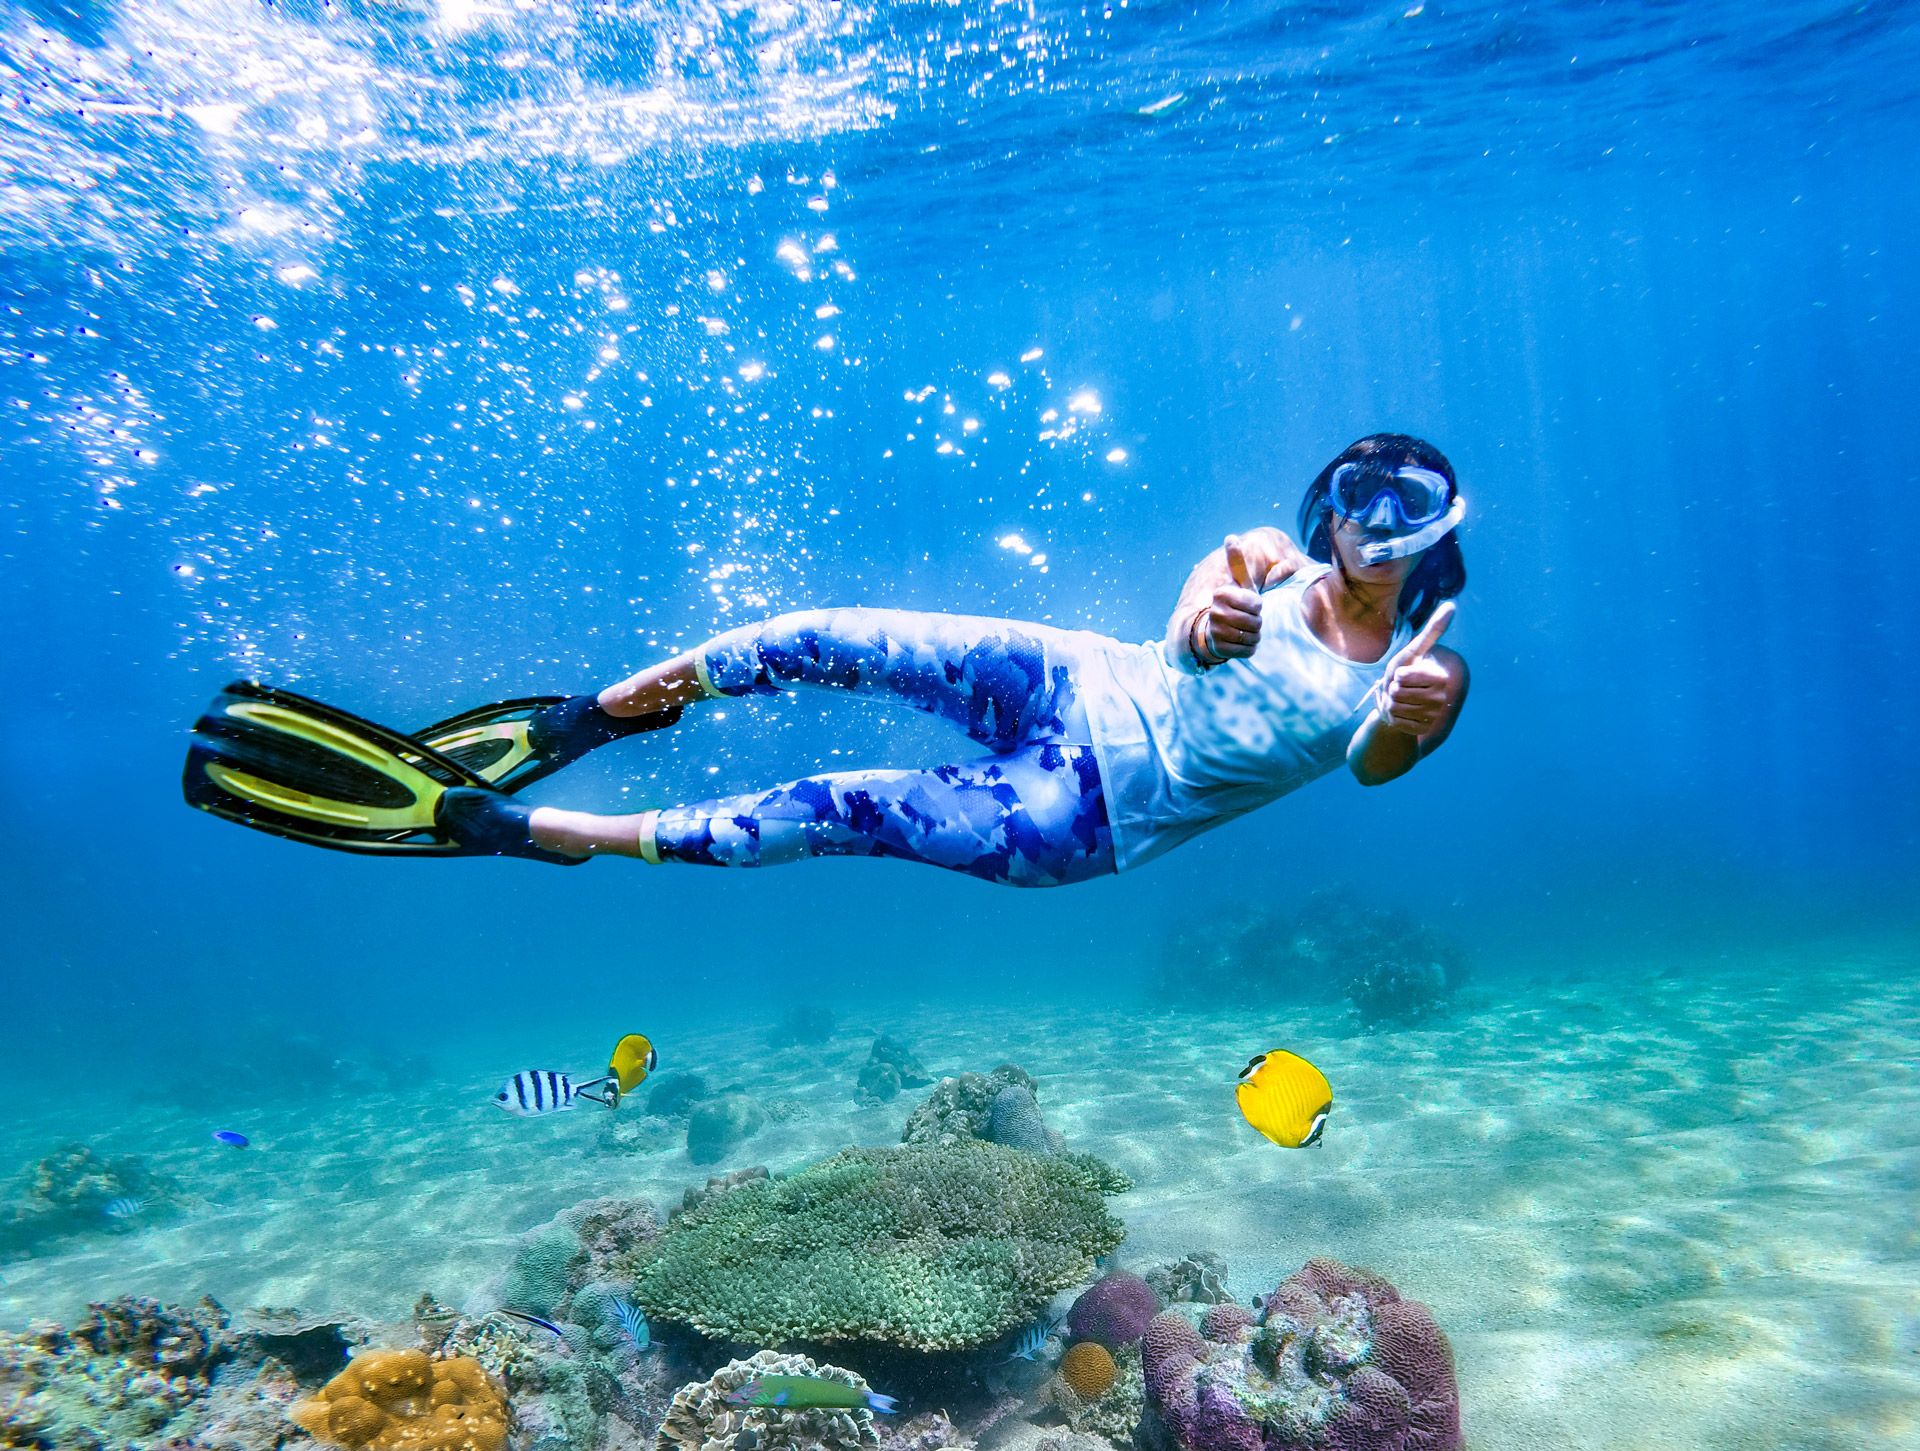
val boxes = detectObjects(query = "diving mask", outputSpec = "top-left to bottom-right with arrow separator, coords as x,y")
1328,462 -> 1466,563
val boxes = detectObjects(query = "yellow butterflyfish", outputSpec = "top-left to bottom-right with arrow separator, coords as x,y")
1234,1049 -> 1332,1149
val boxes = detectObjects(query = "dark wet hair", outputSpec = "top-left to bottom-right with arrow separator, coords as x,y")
1295,433 -> 1467,630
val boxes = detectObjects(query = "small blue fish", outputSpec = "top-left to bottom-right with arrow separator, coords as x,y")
103,1196 -> 146,1220
496,1308 -> 569,1340
610,1296 -> 650,1351
212,1130 -> 250,1149
1002,1316 -> 1058,1362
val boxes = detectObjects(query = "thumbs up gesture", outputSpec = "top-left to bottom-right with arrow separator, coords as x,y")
1198,531 -> 1306,664
1370,601 -> 1457,735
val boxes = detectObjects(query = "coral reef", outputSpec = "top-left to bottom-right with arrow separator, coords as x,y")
858,1035 -> 935,1103
1067,1271 -> 1160,1348
657,1350 -> 879,1451
236,1306 -> 373,1380
1041,1341 -> 1145,1443
672,1166 -> 770,1220
445,1309 -> 674,1451
646,1072 -> 710,1122
857,1058 -> 907,1104
0,1143 -> 179,1254
1141,1258 -> 1462,1451
564,1197 -> 664,1298
983,1085 -> 1064,1154
0,1295 -> 319,1451
289,1347 -> 507,1450
503,1221 -> 583,1318
770,1002 -> 838,1047
686,1092 -> 768,1165
1144,1253 -> 1233,1307
1150,888 -> 1467,1026
497,1196 -> 662,1321
901,1065 -> 1038,1145
1057,1342 -> 1117,1401
631,1140 -> 1129,1350
877,1410 -> 973,1451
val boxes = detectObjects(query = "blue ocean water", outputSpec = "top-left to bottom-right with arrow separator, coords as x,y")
2,1 -> 1918,1442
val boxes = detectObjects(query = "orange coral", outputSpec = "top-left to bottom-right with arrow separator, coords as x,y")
1059,1340 -> 1117,1401
288,1348 -> 508,1451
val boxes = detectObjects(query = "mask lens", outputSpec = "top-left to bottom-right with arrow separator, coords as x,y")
1330,463 -> 1450,528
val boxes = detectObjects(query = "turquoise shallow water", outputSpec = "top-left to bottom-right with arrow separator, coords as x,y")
4,1 -> 1920,1448
5,933 -> 1918,1446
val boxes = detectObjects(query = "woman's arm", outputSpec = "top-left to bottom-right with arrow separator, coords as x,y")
1348,644 -> 1470,785
1165,527 -> 1308,671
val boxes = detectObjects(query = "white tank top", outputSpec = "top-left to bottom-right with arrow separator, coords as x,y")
1080,564 -> 1412,872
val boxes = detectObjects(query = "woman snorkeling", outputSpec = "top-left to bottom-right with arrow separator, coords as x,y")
185,433 -> 1469,885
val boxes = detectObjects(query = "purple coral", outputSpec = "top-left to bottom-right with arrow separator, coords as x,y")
1140,1260 -> 1462,1451
1068,1270 -> 1160,1347
1201,1303 -> 1255,1342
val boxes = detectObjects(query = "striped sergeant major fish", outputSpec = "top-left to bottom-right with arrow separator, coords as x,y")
492,1069 -> 616,1117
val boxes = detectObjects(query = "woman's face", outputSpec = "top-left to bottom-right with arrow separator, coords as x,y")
1329,513 -> 1424,586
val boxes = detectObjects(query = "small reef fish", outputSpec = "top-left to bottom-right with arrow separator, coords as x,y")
1235,1050 -> 1333,1149
1002,1317 -> 1057,1361
608,1033 -> 658,1101
725,1375 -> 897,1414
610,1296 -> 650,1351
492,1070 -> 614,1116
212,1130 -> 250,1148
103,1196 -> 146,1220
495,1308 -> 569,1339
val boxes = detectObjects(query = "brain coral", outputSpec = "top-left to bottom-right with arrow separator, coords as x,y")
657,1349 -> 880,1451
1140,1259 -> 1461,1451
288,1348 -> 507,1451
1058,1342 -> 1117,1400
901,1065 -> 1038,1145
1067,1270 -> 1160,1347
984,1085 -> 1062,1154
631,1140 -> 1129,1350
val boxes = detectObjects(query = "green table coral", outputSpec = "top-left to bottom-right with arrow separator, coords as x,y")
631,1140 -> 1129,1351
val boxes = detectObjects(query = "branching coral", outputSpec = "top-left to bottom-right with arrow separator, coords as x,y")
631,1140 -> 1128,1350
288,1348 -> 508,1451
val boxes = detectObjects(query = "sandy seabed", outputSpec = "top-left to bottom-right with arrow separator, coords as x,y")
4,943 -> 1916,1450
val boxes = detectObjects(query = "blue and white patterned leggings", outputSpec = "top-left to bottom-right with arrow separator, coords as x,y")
646,609 -> 1117,887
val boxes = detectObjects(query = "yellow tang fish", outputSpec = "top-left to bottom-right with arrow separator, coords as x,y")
608,1033 -> 658,1098
1235,1050 -> 1332,1149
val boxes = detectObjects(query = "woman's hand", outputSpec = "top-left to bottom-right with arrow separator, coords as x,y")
1197,531 -> 1306,664
1373,602 -> 1457,735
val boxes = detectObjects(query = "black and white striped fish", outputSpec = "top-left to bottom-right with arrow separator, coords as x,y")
492,1070 -> 613,1117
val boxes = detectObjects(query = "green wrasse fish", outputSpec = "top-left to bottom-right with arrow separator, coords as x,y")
724,1375 -> 897,1414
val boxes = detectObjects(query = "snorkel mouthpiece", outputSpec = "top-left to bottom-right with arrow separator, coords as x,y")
1354,494 -> 1467,564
